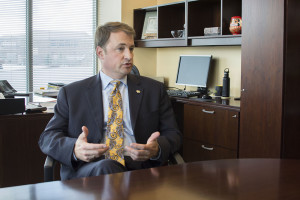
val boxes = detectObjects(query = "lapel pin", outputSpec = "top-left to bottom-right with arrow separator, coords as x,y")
136,90 -> 141,94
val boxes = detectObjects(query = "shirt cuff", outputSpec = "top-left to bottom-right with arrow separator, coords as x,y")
72,152 -> 78,161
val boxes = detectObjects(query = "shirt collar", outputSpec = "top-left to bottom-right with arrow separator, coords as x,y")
99,70 -> 127,90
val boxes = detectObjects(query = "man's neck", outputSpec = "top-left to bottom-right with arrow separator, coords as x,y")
100,69 -> 126,80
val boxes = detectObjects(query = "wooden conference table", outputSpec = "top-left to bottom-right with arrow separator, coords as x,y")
1,159 -> 300,200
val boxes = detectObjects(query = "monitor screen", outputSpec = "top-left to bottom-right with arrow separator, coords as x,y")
176,55 -> 212,88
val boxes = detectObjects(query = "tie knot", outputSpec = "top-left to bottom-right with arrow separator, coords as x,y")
110,80 -> 121,88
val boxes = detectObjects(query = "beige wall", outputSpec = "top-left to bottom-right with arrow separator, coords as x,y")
157,46 -> 241,97
120,0 -> 241,97
122,0 -> 157,77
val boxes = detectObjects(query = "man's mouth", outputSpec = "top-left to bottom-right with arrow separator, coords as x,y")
123,63 -> 132,67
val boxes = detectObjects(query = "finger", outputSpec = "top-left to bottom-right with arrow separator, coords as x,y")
126,146 -> 150,157
98,146 -> 109,155
80,146 -> 109,161
125,146 -> 150,161
147,131 -> 160,144
77,126 -> 89,141
130,143 -> 147,150
82,143 -> 107,150
82,126 -> 89,137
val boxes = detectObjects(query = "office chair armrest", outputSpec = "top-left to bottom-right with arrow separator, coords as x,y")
168,152 -> 185,165
44,156 -> 56,182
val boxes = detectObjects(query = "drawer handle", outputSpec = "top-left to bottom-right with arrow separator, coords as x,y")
201,145 -> 214,151
202,109 -> 215,114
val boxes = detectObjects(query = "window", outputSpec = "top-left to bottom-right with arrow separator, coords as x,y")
0,0 -> 97,92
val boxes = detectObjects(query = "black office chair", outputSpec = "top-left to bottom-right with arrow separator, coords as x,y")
130,64 -> 140,76
44,152 -> 184,182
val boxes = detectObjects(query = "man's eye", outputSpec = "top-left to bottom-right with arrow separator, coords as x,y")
130,47 -> 134,52
117,47 -> 125,51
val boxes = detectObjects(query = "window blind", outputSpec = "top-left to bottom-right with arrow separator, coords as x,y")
0,0 -> 97,92
0,0 -> 27,92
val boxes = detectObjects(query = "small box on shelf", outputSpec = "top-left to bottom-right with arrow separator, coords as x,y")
204,27 -> 221,36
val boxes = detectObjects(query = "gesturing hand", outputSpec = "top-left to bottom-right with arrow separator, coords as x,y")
125,131 -> 160,161
74,126 -> 109,162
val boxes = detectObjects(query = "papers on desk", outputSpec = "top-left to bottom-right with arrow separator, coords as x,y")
26,101 -> 56,113
34,89 -> 59,97
26,103 -> 47,113
26,94 -> 57,113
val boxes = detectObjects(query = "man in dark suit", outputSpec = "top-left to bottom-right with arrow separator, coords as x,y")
39,22 -> 181,180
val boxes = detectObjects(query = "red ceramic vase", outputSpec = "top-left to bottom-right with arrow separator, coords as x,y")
229,16 -> 242,35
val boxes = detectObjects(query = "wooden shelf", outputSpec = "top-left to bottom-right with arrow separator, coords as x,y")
133,0 -> 242,48
189,35 -> 241,46
135,35 -> 241,47
135,38 -> 186,48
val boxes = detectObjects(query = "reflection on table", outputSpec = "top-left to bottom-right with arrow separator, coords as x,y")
1,159 -> 300,199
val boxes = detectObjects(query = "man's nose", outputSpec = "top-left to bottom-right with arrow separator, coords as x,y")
124,48 -> 133,60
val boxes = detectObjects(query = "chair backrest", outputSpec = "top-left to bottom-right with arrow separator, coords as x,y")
130,65 -> 140,76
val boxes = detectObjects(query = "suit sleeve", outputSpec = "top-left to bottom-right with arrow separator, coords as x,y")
155,84 -> 182,164
38,87 -> 78,168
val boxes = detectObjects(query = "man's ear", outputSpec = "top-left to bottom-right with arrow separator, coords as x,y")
96,46 -> 105,60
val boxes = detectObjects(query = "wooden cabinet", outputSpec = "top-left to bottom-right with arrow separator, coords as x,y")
239,0 -> 300,158
0,113 -> 53,187
171,98 -> 240,162
183,103 -> 239,162
132,0 -> 300,160
133,0 -> 242,47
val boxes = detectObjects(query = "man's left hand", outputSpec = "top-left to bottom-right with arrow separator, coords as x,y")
125,131 -> 160,161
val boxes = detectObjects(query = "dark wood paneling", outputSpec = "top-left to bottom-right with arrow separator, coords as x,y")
282,0 -> 300,158
133,9 -> 146,40
158,3 -> 185,38
239,0 -> 284,158
188,0 -> 220,37
0,113 -> 53,187
222,0 -> 242,35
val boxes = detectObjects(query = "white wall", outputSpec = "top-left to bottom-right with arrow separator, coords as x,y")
99,0 -> 122,25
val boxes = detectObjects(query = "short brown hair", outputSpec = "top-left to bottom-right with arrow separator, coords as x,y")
94,22 -> 136,50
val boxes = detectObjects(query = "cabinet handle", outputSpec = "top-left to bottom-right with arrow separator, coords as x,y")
232,115 -> 237,118
202,109 -> 215,114
201,145 -> 214,151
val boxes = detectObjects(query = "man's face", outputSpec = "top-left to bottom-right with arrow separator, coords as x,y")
97,31 -> 135,79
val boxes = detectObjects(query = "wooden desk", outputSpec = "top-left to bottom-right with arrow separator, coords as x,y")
0,112 -> 53,187
1,159 -> 300,199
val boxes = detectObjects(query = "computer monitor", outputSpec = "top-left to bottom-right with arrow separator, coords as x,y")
176,55 -> 212,92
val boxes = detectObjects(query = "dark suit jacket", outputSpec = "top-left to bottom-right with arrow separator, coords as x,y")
39,74 -> 182,179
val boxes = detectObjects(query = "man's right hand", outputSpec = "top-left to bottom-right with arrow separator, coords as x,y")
74,126 -> 109,162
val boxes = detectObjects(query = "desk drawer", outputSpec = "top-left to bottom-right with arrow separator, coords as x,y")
183,138 -> 237,162
184,104 -> 239,150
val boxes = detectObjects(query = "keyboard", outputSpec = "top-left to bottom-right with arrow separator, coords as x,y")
167,89 -> 200,98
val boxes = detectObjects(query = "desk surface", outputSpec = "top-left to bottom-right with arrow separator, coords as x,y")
1,159 -> 300,200
172,96 -> 240,111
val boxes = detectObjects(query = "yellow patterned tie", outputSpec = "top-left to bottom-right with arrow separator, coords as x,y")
105,80 -> 125,166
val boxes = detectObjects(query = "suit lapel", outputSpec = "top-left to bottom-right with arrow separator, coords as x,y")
127,75 -> 143,131
84,74 -> 104,142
